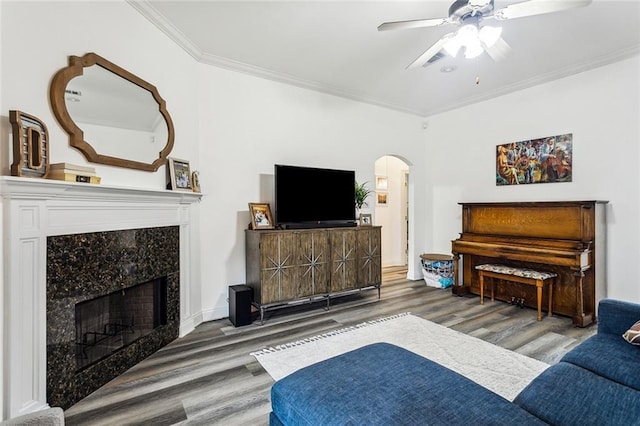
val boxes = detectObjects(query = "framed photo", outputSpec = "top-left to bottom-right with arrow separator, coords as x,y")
376,176 -> 388,190
168,158 -> 192,191
376,192 -> 388,205
249,203 -> 274,230
359,213 -> 372,226
192,171 -> 201,193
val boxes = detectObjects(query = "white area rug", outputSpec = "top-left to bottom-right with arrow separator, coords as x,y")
251,313 -> 549,401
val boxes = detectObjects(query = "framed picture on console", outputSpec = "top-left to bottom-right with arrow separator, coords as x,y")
168,157 -> 193,191
359,213 -> 372,226
249,203 -> 275,230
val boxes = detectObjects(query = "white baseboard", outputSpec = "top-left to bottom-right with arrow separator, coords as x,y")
201,304 -> 229,323
407,267 -> 422,281
179,304 -> 234,337
179,311 -> 203,337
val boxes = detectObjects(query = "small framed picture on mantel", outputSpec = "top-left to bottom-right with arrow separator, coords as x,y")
167,157 -> 192,191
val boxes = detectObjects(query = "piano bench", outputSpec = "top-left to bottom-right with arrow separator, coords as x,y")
475,264 -> 557,321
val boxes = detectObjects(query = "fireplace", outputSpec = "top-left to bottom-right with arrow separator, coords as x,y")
75,277 -> 167,371
47,226 -> 180,409
0,177 -> 201,419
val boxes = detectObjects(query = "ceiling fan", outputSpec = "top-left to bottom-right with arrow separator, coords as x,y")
378,0 -> 592,69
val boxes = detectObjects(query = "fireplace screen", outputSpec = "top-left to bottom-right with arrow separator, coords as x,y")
75,277 -> 167,371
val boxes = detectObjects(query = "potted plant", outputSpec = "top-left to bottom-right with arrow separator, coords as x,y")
355,181 -> 373,211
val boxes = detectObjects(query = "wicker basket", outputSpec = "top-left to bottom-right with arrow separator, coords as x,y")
420,254 -> 454,288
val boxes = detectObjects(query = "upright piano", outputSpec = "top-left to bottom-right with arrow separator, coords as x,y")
451,201 -> 607,327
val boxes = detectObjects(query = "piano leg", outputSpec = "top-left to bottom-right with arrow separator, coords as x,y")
451,253 -> 470,296
573,269 -> 591,327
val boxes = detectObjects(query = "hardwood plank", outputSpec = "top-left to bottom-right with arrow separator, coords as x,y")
64,267 -> 595,425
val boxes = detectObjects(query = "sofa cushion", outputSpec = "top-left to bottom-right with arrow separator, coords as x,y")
271,342 -> 546,426
598,299 -> 640,336
514,361 -> 640,426
560,333 -> 640,391
623,320 -> 640,345
269,412 -> 284,426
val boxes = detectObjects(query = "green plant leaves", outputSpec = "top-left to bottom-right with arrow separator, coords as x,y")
355,181 -> 373,209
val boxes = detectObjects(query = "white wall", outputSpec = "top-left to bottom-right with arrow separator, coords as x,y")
424,56 -> 640,302
196,64 -> 427,319
0,1 -> 201,185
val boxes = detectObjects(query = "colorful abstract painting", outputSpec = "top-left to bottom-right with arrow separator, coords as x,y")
496,133 -> 572,185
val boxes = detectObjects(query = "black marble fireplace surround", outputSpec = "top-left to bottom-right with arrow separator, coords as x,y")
46,226 -> 180,409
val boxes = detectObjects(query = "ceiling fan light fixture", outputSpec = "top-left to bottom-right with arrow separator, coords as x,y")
457,24 -> 479,46
379,0 -> 593,69
478,25 -> 502,47
464,40 -> 484,59
443,36 -> 462,57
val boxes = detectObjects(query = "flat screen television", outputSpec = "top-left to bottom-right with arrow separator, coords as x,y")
274,164 -> 356,229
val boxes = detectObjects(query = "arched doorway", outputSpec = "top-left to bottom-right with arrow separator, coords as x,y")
374,155 -> 410,267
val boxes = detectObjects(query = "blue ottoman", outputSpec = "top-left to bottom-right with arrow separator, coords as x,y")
270,342 -> 545,425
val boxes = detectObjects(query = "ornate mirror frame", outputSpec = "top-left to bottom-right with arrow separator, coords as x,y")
49,52 -> 174,171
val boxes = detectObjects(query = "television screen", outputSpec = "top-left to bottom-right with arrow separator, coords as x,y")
274,164 -> 356,228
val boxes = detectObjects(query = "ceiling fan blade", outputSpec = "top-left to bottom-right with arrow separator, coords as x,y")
495,0 -> 592,20
481,36 -> 512,62
406,34 -> 452,69
378,17 -> 451,32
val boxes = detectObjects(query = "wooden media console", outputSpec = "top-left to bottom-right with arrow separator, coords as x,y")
246,226 -> 381,324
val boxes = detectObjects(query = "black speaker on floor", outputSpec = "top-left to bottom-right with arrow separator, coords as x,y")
229,285 -> 253,327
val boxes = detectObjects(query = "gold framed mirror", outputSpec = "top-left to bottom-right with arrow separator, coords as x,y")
50,52 -> 174,171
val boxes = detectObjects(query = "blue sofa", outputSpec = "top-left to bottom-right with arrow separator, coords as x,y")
270,299 -> 640,425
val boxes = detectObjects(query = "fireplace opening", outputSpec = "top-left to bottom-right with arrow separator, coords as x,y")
74,277 -> 167,371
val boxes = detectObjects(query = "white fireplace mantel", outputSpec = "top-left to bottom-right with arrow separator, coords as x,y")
0,177 -> 202,419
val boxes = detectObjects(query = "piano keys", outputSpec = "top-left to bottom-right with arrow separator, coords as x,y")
451,201 -> 607,327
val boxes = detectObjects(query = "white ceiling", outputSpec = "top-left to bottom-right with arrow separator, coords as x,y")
130,0 -> 640,117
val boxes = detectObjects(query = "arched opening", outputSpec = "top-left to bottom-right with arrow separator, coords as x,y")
374,155 -> 410,267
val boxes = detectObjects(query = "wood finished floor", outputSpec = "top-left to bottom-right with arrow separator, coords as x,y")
64,266 -> 596,425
